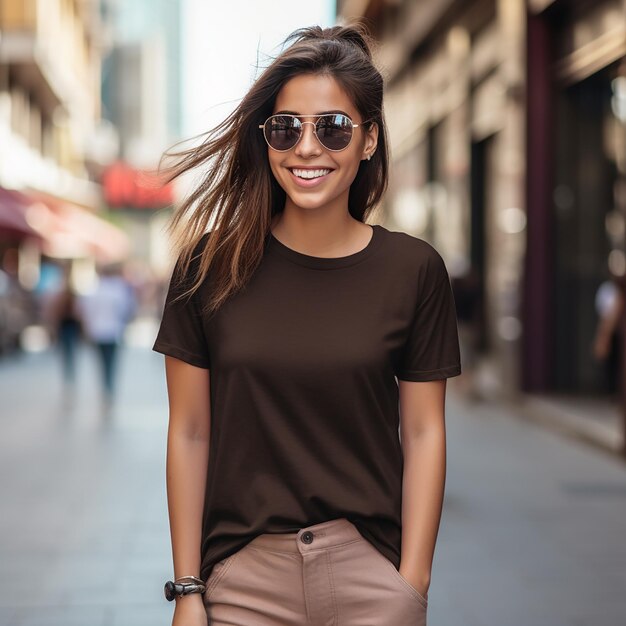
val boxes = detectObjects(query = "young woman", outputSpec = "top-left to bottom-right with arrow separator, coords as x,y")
153,22 -> 461,626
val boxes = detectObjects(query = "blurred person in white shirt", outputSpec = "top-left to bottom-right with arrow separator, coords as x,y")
593,272 -> 625,399
77,263 -> 136,406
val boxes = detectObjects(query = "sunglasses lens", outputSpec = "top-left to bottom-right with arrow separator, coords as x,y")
316,114 -> 353,150
265,115 -> 300,151
263,114 -> 356,151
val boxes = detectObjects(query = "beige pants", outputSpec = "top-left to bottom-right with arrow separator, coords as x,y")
203,517 -> 428,625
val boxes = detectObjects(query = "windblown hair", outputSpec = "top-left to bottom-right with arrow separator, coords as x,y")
157,20 -> 389,315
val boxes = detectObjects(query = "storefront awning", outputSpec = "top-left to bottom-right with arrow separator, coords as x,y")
0,187 -> 44,239
4,188 -> 131,264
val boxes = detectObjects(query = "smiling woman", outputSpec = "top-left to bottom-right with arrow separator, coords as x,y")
152,21 -> 460,626
267,74 -> 377,213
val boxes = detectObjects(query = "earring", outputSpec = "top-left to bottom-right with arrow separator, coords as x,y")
367,154 -> 371,161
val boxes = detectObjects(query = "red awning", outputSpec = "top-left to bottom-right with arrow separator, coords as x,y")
7,188 -> 131,263
0,187 -> 44,239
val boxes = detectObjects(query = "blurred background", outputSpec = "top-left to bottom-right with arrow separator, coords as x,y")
1,0 -> 626,625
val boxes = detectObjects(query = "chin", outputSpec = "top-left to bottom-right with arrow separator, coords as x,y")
278,173 -> 350,211
282,184 -> 331,204
287,196 -> 333,211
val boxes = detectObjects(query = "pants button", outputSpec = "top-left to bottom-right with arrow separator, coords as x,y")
300,531 -> 314,544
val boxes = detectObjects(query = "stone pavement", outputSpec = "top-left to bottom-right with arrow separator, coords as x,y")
516,392 -> 625,457
1,341 -> 625,625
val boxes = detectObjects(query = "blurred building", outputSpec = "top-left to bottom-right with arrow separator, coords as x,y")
0,0 -> 102,202
339,0 -> 527,400
100,0 -> 183,166
339,0 -> 626,449
98,0 -> 183,275
526,0 -> 626,398
0,0 -> 131,355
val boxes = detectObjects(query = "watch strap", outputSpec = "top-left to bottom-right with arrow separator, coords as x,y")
164,580 -> 207,601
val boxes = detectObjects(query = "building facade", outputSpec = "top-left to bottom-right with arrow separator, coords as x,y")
99,0 -> 184,274
339,0 -> 527,401
0,0 -> 104,204
339,0 -> 626,452
0,0 -> 130,292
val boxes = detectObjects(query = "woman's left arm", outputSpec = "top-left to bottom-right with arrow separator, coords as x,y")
398,377 -> 448,600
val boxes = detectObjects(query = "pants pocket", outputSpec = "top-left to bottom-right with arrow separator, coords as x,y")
383,557 -> 429,609
359,538 -> 428,610
203,550 -> 242,602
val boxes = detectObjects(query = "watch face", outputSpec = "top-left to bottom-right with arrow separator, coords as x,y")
164,581 -> 176,601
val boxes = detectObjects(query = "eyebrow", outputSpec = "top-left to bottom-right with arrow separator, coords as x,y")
274,109 -> 350,116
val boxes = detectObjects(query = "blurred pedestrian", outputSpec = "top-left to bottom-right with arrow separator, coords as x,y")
153,22 -> 461,626
77,263 -> 136,406
592,272 -> 626,399
46,264 -> 83,399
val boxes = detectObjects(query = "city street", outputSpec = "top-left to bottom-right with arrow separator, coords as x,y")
1,342 -> 626,626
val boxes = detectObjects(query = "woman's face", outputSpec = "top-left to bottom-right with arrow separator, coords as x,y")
266,73 -> 378,214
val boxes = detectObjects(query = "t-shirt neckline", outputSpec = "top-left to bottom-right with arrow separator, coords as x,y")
267,224 -> 383,270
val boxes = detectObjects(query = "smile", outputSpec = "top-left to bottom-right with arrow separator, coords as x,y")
287,168 -> 334,188
290,168 -> 332,179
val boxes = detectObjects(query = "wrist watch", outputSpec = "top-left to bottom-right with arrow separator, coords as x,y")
164,575 -> 206,601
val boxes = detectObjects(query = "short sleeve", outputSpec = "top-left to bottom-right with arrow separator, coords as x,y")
396,246 -> 462,382
152,241 -> 211,369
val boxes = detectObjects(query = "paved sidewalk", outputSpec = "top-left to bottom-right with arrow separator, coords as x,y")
515,392 -> 625,457
1,344 -> 626,625
0,343 -> 173,626
437,388 -> 626,625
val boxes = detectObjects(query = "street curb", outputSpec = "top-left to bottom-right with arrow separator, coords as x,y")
511,395 -> 626,461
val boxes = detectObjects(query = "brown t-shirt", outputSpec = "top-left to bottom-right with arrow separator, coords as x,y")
152,223 -> 461,583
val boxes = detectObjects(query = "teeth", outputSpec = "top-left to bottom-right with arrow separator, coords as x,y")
292,168 -> 331,179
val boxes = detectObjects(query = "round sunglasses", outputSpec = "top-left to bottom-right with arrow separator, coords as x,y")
258,113 -> 371,152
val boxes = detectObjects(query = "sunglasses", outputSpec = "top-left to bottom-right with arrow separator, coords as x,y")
258,113 -> 371,152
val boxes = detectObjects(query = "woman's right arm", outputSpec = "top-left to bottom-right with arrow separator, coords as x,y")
164,355 -> 211,626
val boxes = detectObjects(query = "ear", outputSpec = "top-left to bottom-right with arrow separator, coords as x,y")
361,121 -> 379,161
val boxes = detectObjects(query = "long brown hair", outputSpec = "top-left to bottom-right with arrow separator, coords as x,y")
157,21 -> 389,315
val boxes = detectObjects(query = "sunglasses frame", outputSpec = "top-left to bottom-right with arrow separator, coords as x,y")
258,113 -> 372,153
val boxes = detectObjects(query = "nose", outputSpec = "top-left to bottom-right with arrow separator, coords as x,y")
294,121 -> 322,157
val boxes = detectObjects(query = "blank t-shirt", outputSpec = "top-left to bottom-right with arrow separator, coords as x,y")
152,223 -> 462,583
